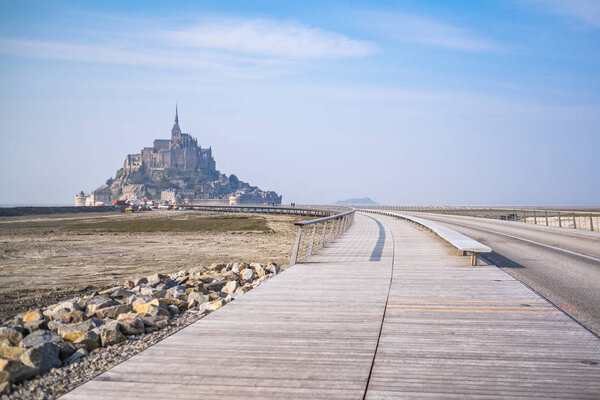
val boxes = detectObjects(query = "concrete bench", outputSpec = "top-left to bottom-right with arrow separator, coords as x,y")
360,209 -> 492,265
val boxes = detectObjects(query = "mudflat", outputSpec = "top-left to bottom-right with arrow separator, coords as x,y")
0,210 -> 301,320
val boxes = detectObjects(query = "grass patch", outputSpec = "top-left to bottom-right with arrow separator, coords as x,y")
67,215 -> 270,233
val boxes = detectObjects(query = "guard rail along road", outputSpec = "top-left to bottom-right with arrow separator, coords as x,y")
290,210 -> 355,265
361,208 -> 492,265
355,205 -> 600,232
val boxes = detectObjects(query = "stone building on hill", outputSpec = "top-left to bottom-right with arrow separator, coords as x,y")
123,106 -> 217,181
76,106 -> 282,206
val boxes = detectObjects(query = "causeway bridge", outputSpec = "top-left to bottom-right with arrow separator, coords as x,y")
63,208 -> 600,399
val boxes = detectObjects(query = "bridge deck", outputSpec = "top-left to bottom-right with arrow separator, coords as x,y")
62,213 -> 600,399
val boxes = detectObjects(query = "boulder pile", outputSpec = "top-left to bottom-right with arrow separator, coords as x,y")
0,261 -> 280,395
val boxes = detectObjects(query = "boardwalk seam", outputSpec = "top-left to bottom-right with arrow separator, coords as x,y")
361,214 -> 395,400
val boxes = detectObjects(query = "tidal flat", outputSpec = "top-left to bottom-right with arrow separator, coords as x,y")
0,210 -> 301,321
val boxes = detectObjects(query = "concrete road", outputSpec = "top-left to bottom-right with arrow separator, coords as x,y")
407,212 -> 600,336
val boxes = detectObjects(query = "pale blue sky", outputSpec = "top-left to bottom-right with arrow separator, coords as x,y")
1,0 -> 599,205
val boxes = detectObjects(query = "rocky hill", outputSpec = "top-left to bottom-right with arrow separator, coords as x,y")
88,108 -> 282,206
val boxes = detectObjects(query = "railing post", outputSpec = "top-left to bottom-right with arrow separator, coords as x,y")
306,224 -> 317,256
558,214 -> 562,227
290,226 -> 303,266
545,211 -> 549,226
319,221 -> 327,248
573,214 -> 577,230
533,210 -> 537,225
329,218 -> 336,242
590,214 -> 594,232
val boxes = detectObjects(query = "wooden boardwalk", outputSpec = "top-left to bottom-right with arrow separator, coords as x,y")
62,213 -> 600,399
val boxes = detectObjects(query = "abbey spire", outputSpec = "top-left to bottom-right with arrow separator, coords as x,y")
171,104 -> 181,136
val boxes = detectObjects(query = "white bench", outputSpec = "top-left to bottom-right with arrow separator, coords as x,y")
360,209 -> 492,265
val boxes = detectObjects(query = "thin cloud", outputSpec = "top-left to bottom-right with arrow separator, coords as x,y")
526,0 -> 600,27
163,17 -> 377,59
0,37 -> 293,79
366,12 -> 501,52
0,16 -> 375,77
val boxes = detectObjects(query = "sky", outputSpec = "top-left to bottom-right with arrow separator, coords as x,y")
0,0 -> 599,206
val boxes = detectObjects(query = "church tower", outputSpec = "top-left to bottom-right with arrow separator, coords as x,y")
171,105 -> 181,141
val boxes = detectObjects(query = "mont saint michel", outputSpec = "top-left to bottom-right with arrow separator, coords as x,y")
76,107 -> 282,206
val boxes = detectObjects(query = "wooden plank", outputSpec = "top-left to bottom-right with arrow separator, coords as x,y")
364,215 -> 600,400
61,213 -> 600,400
62,213 -> 393,399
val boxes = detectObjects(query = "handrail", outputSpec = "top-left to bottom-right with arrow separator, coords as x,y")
181,204 -> 331,218
290,210 -> 355,265
294,210 -> 355,226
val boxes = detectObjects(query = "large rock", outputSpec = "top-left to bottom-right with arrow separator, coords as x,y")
199,299 -> 225,313
23,320 -> 49,335
47,301 -> 83,323
56,341 -> 78,360
146,273 -> 168,287
132,299 -> 170,317
0,358 -> 37,384
231,262 -> 244,274
251,276 -> 269,287
140,315 -> 170,333
133,277 -> 148,287
265,263 -> 280,275
98,286 -> 121,296
0,340 -> 26,360
95,322 -> 126,347
0,327 -> 23,346
205,280 -> 227,292
123,279 -> 135,289
139,286 -> 166,299
254,265 -> 266,278
221,281 -> 239,294
20,342 -> 61,374
63,348 -> 88,364
93,304 -> 133,320
240,268 -> 255,282
166,286 -> 187,301
0,371 -> 10,395
208,263 -> 226,272
187,292 -> 210,309
85,295 -> 119,314
222,271 -> 239,281
189,266 -> 207,274
73,330 -> 100,351
47,320 -> 64,333
160,298 -> 188,310
20,330 -> 61,348
116,313 -> 145,336
126,294 -> 153,305
110,288 -> 136,301
58,319 -> 104,342
52,309 -> 86,324
22,310 -> 45,323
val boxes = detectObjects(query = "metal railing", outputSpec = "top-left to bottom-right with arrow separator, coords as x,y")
353,205 -> 600,233
181,204 -> 331,218
290,210 -> 355,265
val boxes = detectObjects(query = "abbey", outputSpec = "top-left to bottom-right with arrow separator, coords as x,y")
124,106 -> 217,180
77,107 -> 282,206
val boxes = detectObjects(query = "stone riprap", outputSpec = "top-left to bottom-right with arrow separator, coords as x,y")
0,261 -> 280,398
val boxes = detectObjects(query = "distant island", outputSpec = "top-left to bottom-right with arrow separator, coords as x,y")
335,197 -> 377,205
76,107 -> 282,206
